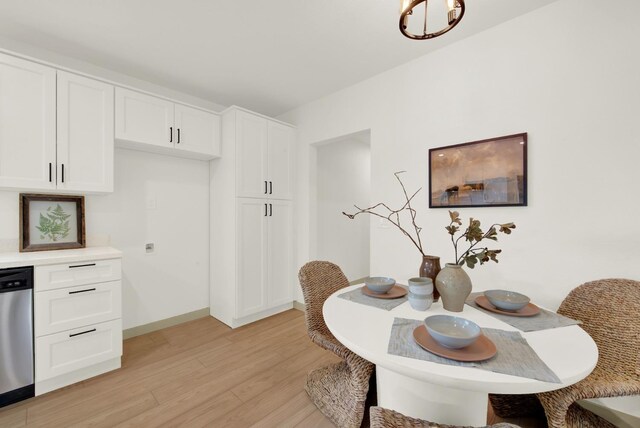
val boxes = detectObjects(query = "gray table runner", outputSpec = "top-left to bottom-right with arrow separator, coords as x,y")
465,292 -> 581,332
388,317 -> 561,384
338,285 -> 408,311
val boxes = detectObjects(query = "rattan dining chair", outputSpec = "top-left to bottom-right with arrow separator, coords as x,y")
489,278 -> 640,428
370,407 -> 522,428
299,261 -> 375,428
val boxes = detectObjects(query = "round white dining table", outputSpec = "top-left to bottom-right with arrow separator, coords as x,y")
323,283 -> 598,426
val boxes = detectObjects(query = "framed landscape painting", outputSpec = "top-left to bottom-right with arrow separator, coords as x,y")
20,194 -> 86,252
429,133 -> 527,208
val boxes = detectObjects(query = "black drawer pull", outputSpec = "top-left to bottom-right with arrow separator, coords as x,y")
69,288 -> 96,295
69,328 -> 96,338
69,263 -> 96,269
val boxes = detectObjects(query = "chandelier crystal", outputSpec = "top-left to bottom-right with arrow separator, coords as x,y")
399,0 -> 465,40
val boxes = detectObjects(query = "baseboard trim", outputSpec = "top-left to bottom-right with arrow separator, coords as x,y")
123,308 -> 210,339
293,301 -> 305,312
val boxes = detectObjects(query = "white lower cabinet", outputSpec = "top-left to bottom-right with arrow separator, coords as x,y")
35,281 -> 122,336
267,200 -> 293,308
236,199 -> 268,318
33,255 -> 122,395
35,258 -> 122,292
35,319 -> 122,382
212,197 -> 293,327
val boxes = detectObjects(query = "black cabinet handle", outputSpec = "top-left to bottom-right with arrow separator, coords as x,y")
269,181 -> 273,195
61,164 -> 65,183
269,203 -> 273,217
69,328 -> 96,338
69,288 -> 96,295
69,263 -> 96,269
264,203 -> 268,217
177,128 -> 181,144
49,163 -> 52,182
170,127 -> 173,143
264,181 -> 268,194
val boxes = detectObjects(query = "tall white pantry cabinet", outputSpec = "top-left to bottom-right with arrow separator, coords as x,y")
210,107 -> 295,328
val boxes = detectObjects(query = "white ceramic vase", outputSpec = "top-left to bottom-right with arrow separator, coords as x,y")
435,263 -> 472,312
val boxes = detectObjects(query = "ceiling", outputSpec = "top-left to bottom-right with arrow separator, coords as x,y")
0,1 -> 558,116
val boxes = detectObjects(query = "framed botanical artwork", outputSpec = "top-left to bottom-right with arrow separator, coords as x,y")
429,133 -> 528,208
19,194 -> 86,252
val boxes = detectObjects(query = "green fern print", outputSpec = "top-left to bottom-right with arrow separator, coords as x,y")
36,204 -> 71,242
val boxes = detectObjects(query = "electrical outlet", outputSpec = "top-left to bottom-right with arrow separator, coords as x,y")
145,243 -> 155,254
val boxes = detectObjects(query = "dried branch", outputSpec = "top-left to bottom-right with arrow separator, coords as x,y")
343,171 -> 426,256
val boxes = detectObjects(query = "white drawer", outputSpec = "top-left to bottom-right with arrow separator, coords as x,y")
35,319 -> 122,382
35,259 -> 121,291
35,281 -> 122,337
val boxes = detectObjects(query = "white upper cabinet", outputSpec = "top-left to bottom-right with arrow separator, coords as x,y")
236,110 -> 268,198
57,72 -> 114,193
115,87 -> 174,148
0,54 -> 56,190
174,104 -> 221,157
115,87 -> 220,160
235,109 -> 294,200
267,121 -> 294,200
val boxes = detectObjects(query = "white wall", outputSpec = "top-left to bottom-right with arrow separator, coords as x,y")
0,148 -> 210,329
316,136 -> 370,281
280,0 -> 640,417
280,0 -> 640,308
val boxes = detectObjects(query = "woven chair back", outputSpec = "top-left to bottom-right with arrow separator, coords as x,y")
298,261 -> 350,338
557,278 -> 640,375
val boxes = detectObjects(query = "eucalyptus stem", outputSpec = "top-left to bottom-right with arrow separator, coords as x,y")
445,211 -> 516,269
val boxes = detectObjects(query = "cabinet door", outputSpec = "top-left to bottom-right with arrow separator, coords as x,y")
267,121 -> 294,200
236,110 -> 268,198
267,200 -> 293,307
236,198 -> 268,318
0,53 -> 56,190
115,87 -> 174,148
57,72 -> 114,193
174,104 -> 220,157
35,319 -> 122,382
35,280 -> 122,337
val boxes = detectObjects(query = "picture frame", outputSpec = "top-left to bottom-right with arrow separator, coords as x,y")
19,194 -> 86,252
429,133 -> 528,208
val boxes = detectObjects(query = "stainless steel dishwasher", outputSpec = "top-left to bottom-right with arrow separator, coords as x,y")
0,266 -> 35,408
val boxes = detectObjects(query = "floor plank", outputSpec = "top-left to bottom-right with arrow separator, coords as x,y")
0,309 -> 547,427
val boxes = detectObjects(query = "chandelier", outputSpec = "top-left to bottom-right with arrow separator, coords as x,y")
399,0 -> 465,40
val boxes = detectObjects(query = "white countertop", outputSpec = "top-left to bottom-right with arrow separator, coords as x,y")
0,246 -> 122,269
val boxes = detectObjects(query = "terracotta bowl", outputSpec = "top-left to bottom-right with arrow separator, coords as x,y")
364,277 -> 395,294
484,289 -> 530,312
424,315 -> 481,349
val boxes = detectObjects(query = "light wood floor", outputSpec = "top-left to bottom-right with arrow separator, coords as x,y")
0,309 -> 546,427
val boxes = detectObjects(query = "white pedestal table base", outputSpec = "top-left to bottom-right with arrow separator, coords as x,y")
376,366 -> 488,426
